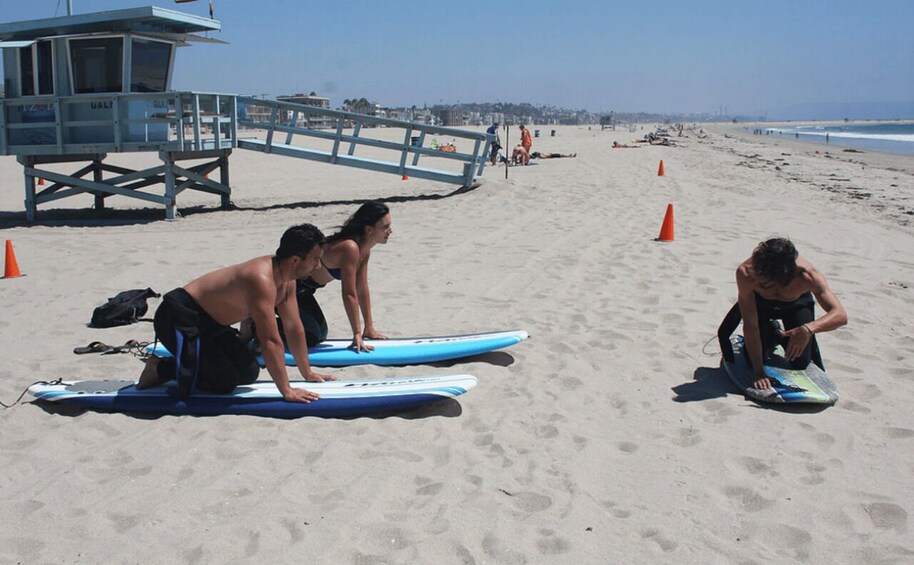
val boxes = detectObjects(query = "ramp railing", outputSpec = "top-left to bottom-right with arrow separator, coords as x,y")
236,97 -> 492,187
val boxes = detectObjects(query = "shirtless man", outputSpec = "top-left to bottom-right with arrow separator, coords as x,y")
138,224 -> 333,402
720,238 -> 847,389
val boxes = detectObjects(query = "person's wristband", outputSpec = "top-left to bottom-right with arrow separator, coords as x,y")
803,324 -> 813,335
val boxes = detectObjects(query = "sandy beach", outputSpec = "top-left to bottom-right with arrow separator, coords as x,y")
1,123 -> 913,563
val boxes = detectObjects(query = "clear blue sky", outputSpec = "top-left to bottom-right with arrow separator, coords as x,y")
4,0 -> 914,117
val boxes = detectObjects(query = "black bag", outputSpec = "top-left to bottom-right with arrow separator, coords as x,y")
89,288 -> 160,328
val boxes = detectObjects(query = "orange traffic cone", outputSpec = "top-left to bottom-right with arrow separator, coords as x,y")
657,160 -> 665,176
402,174 -> 409,181
657,204 -> 674,242
4,240 -> 22,278
38,177 -> 45,186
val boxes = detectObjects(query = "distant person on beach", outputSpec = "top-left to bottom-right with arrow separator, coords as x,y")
519,124 -> 533,164
612,142 -> 638,148
717,238 -> 847,390
511,144 -> 529,165
487,122 -> 502,165
530,151 -> 576,159
138,224 -> 332,403
292,201 -> 393,352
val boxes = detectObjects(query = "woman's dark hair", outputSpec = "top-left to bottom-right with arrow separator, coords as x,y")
275,223 -> 325,260
751,237 -> 798,286
327,201 -> 389,244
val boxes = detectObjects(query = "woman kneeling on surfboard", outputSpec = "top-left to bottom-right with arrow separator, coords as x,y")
294,201 -> 393,352
718,237 -> 847,390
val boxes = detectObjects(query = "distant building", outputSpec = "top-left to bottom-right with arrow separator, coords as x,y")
485,112 -> 505,126
277,92 -> 333,129
438,108 -> 462,127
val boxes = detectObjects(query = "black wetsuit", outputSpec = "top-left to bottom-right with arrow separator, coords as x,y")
718,292 -> 823,370
248,276 -> 331,352
285,277 -> 329,347
153,288 -> 260,398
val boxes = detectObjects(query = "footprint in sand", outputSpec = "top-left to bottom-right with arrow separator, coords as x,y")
640,528 -> 677,552
863,502 -> 908,533
503,491 -> 553,513
883,427 -> 914,439
760,524 -> 813,560
562,376 -> 583,390
725,456 -> 775,478
482,534 -> 525,564
416,482 -> 444,496
671,427 -> 702,447
799,462 -> 827,485
536,424 -> 559,439
723,485 -> 774,512
841,400 -> 872,414
618,441 -> 638,454
572,435 -> 587,451
536,529 -> 571,555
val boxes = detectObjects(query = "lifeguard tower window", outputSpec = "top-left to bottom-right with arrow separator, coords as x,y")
131,38 -> 172,93
70,37 -> 123,94
19,40 -> 54,96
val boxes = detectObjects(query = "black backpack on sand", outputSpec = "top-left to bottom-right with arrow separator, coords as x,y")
89,288 -> 160,328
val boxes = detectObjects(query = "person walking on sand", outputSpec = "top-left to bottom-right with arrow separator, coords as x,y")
717,237 -> 847,389
138,224 -> 333,402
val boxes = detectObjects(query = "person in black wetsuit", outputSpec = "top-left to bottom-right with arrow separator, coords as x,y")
718,237 -> 848,389
138,224 -> 333,401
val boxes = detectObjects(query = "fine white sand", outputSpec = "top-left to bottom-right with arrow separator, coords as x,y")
1,123 -> 913,562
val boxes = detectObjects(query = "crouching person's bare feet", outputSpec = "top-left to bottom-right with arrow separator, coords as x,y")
137,356 -> 167,389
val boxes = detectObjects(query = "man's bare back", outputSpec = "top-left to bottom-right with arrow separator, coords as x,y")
184,256 -> 287,327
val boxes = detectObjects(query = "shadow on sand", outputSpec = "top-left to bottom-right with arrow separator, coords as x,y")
0,183 -> 482,229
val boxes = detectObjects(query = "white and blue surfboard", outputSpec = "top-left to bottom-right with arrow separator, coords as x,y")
148,329 -> 528,367
28,374 -> 477,418
723,336 -> 839,405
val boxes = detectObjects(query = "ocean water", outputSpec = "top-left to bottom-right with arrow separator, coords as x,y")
764,122 -> 914,155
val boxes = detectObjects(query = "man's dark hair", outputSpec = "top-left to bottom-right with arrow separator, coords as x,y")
275,223 -> 325,260
751,237 -> 798,286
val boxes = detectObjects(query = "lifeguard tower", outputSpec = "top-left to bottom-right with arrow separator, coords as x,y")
0,6 -> 493,221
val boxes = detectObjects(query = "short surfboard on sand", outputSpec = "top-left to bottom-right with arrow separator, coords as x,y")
148,329 -> 528,367
723,336 -> 839,405
28,374 -> 477,418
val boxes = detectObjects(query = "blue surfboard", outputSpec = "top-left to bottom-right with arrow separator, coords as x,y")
148,329 -> 528,367
28,374 -> 477,418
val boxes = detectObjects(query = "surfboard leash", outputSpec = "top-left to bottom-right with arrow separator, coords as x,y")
0,379 -> 63,409
701,334 -> 721,356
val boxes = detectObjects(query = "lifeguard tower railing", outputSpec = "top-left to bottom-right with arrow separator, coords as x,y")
0,91 -> 492,221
